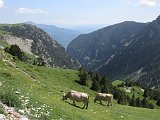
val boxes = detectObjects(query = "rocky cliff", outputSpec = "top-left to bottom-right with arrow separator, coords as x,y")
0,24 -> 80,69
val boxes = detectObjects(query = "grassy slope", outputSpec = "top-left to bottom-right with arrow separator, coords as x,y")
112,80 -> 158,107
0,47 -> 160,120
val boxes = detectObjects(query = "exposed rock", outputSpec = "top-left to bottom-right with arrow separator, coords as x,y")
0,24 -> 80,69
3,35 -> 33,55
0,102 -> 28,120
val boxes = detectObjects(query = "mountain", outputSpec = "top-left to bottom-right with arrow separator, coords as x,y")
67,21 -> 147,71
102,15 -> 160,89
67,15 -> 160,89
26,22 -> 81,48
0,23 -> 80,69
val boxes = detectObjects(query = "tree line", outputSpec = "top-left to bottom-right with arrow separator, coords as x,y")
76,67 -> 111,93
76,67 -> 160,109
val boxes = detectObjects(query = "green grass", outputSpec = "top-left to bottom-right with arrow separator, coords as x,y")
0,39 -> 10,48
112,80 -> 157,107
0,49 -> 160,120
118,86 -> 144,98
112,80 -> 124,86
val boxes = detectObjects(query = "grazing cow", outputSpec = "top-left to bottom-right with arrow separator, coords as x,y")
63,90 -> 89,109
94,93 -> 113,106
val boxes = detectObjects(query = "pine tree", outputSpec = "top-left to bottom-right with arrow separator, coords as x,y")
88,71 -> 94,79
100,76 -> 110,93
129,94 -> 136,107
90,76 -> 100,91
77,68 -> 89,86
156,99 -> 160,106
135,97 -> 142,107
118,93 -> 127,105
149,103 -> 154,109
95,73 -> 100,83
142,97 -> 148,108
143,89 -> 150,98
101,84 -> 110,93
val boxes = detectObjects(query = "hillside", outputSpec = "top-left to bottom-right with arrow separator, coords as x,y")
102,15 -> 160,89
67,15 -> 160,90
67,21 -> 147,71
0,24 -> 80,69
0,43 -> 160,120
26,22 -> 81,48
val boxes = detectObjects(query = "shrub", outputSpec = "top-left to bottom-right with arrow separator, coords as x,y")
2,72 -> 11,78
156,99 -> 160,106
0,104 -> 5,114
0,91 -> 22,108
5,44 -> 28,61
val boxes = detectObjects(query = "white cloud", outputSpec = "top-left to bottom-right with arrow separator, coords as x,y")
139,0 -> 157,7
0,0 -> 4,8
16,8 -> 48,14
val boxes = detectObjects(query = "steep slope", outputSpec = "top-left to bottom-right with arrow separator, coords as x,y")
67,21 -> 147,70
26,22 -> 81,48
103,15 -> 160,89
0,24 -> 80,69
0,47 -> 160,120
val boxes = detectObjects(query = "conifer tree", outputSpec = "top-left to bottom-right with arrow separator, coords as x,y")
142,97 -> 148,108
77,67 -> 89,86
91,74 -> 100,91
129,94 -> 136,107
100,75 -> 110,93
143,89 -> 150,98
156,99 -> 160,106
136,97 -> 142,107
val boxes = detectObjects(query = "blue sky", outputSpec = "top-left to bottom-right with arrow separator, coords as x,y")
0,0 -> 160,27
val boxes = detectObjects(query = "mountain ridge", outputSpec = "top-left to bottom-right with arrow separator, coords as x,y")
67,21 -> 147,71
25,22 -> 81,48
0,23 -> 80,69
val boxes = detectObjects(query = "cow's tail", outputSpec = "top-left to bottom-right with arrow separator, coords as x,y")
111,94 -> 113,100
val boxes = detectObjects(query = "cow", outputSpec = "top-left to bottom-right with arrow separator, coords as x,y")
94,93 -> 113,106
63,90 -> 89,109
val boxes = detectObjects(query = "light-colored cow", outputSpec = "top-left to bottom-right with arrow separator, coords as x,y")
94,93 -> 113,106
63,90 -> 89,109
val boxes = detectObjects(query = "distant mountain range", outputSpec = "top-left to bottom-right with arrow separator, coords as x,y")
25,22 -> 82,48
0,23 -> 80,69
67,15 -> 160,90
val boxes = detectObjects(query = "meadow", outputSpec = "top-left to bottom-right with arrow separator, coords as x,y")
0,45 -> 160,120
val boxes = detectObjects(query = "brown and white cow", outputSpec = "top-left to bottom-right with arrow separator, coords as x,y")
63,90 -> 89,109
94,93 -> 113,106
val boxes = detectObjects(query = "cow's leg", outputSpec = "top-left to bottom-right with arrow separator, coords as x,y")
100,100 -> 102,105
73,100 -> 76,106
82,104 -> 85,109
86,101 -> 88,109
107,101 -> 110,106
110,102 -> 112,106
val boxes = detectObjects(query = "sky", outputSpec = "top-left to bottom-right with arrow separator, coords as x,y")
0,0 -> 160,27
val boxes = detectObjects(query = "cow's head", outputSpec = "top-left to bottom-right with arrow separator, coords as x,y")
62,93 -> 67,100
